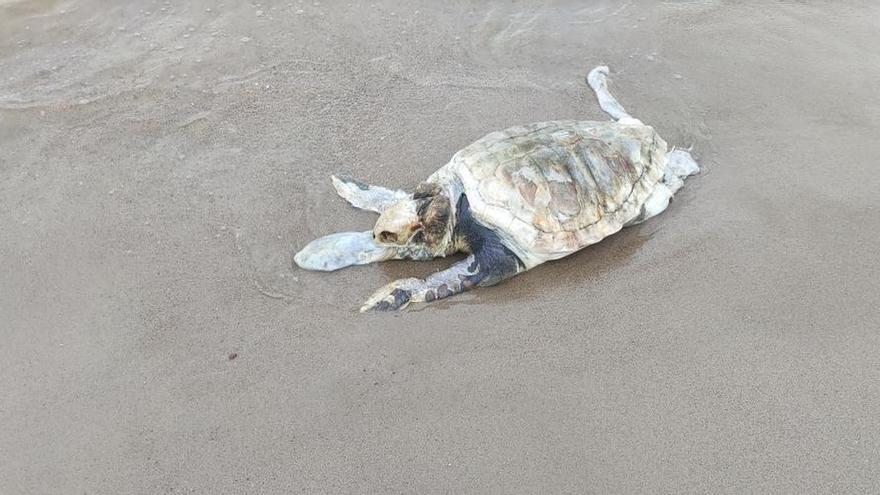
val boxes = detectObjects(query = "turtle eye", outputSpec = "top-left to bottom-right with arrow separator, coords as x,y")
379,231 -> 398,243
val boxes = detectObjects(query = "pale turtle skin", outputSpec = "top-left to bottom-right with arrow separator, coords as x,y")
295,66 -> 700,311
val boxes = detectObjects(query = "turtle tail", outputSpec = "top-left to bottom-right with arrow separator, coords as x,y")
587,66 -> 642,125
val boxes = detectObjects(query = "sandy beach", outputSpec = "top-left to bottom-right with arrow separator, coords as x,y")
2,0 -> 879,492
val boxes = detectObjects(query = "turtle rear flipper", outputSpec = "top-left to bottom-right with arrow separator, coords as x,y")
664,148 -> 700,193
625,148 -> 701,226
587,65 -> 642,125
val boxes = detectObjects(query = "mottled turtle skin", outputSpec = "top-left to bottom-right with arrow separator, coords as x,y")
429,120 -> 667,269
294,66 -> 700,311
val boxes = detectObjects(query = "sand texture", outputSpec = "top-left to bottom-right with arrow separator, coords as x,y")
2,1 -> 879,492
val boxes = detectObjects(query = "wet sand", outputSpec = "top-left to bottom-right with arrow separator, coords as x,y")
2,1 -> 879,492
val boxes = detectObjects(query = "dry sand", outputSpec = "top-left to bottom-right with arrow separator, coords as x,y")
2,0 -> 879,492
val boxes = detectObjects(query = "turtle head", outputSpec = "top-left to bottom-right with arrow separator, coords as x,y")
372,183 -> 451,252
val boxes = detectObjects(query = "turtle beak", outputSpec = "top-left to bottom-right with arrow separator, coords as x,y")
373,200 -> 420,246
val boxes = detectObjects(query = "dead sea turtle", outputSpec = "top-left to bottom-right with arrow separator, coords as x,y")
295,66 -> 700,311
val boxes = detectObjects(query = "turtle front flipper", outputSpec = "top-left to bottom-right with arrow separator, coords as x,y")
360,255 -> 482,312
294,231 -> 401,271
361,199 -> 525,311
331,175 -> 409,213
